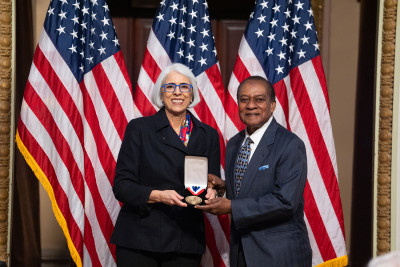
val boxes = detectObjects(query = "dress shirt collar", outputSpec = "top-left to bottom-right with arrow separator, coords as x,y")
245,116 -> 274,146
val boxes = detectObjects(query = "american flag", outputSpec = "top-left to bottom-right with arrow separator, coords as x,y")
226,0 -> 348,266
134,0 -> 230,266
16,0 -> 134,266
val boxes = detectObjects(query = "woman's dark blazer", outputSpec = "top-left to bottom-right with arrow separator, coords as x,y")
110,108 -> 221,255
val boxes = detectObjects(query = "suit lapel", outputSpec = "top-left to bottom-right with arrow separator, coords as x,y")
238,119 -> 278,197
154,108 -> 188,153
227,131 -> 245,199
160,127 -> 188,153
154,109 -> 209,155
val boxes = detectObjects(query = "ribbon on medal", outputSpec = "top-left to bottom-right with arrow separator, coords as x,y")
187,186 -> 205,196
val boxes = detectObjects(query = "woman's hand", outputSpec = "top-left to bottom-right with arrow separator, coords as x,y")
148,190 -> 187,207
208,174 -> 226,197
205,187 -> 218,200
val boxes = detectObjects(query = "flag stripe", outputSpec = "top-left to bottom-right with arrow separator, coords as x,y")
227,56 -> 249,130
304,182 -> 337,261
205,213 -> 230,266
133,84 -> 157,116
38,31 -> 84,118
298,61 -> 338,178
92,63 -> 127,140
201,246 -> 214,267
232,56 -> 251,83
83,217 -> 101,267
193,93 -> 226,167
289,68 -> 345,236
217,214 -> 230,243
83,124 -> 122,221
33,46 -> 84,145
24,80 -> 116,264
83,71 -> 121,161
225,92 -> 243,131
111,52 -> 135,118
84,152 -> 118,257
17,120 -> 84,258
21,83 -> 85,233
304,217 -> 324,266
204,65 -> 227,110
146,29 -> 173,70
273,79 -> 290,130
311,57 -> 330,112
79,81 -> 117,183
285,84 -> 346,258
83,190 -> 116,266
199,69 -> 227,134
24,81 -> 86,205
142,48 -> 163,83
204,214 -> 227,267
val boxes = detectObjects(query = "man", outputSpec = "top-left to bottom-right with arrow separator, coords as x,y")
197,76 -> 312,267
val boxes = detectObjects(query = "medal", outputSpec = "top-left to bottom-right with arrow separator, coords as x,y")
185,195 -> 203,205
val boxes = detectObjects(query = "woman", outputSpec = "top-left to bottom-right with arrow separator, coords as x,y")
110,63 -> 221,267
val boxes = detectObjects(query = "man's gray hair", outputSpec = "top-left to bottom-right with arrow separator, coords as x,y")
151,63 -> 200,108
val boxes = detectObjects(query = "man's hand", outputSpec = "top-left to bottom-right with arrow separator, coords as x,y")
195,197 -> 231,215
208,174 -> 226,197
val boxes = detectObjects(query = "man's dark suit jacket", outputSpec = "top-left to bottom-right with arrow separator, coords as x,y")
226,118 -> 312,267
110,108 -> 220,255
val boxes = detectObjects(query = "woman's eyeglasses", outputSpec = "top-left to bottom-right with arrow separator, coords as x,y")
162,83 -> 193,93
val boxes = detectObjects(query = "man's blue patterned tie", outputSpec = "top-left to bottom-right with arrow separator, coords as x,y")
234,137 -> 253,196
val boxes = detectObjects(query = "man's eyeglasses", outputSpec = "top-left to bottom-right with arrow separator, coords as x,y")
162,83 -> 193,93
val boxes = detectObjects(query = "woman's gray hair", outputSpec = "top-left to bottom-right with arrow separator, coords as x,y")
151,63 -> 201,108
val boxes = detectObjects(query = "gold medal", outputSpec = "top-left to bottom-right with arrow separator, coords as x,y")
185,195 -> 202,205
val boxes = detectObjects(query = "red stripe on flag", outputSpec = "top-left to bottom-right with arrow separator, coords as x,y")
217,214 -> 231,243
84,152 -> 117,260
303,182 -> 337,260
204,214 -> 227,267
114,51 -> 134,97
311,56 -> 330,112
194,92 -> 226,168
232,55 -> 251,83
83,216 -> 103,266
33,47 -> 84,144
289,68 -> 345,236
273,79 -> 290,131
92,63 -> 127,140
79,81 -> 117,183
225,94 -> 244,131
17,121 -> 84,259
133,84 -> 157,117
226,56 -> 250,130
205,65 -> 226,105
142,49 -> 162,83
23,82 -> 85,206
